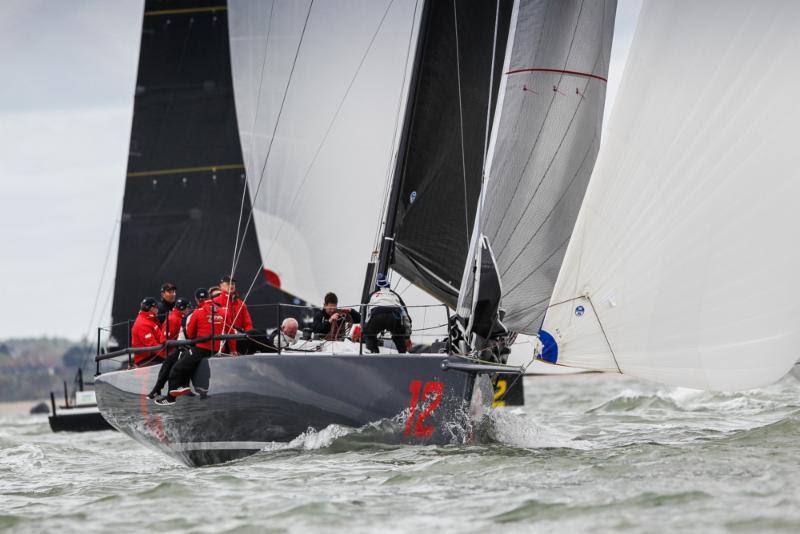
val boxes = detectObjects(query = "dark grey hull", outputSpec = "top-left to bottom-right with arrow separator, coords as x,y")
95,353 -> 492,466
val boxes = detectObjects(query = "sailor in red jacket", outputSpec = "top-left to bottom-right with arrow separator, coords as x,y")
131,297 -> 164,367
160,298 -> 228,404
147,298 -> 190,400
213,275 -> 253,354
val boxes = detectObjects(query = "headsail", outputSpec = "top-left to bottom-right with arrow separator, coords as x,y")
228,0 -> 421,305
111,1 -> 294,345
540,0 -> 800,391
379,0 -> 514,308
458,0 -> 617,333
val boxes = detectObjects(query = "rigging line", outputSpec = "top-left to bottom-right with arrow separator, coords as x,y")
481,0 -> 501,177
227,0 -> 314,284
229,0 -> 277,287
372,0 -> 420,254
452,0 -> 470,247
82,200 -> 122,344
586,295 -> 621,374
234,0 -> 398,280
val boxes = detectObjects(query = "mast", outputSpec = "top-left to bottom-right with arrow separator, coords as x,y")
367,0 -> 433,304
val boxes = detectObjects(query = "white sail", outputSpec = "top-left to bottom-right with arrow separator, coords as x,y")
458,0 -> 617,333
228,0 -> 420,305
539,0 -> 800,391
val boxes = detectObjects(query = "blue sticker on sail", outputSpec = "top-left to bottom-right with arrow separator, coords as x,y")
538,330 -> 558,363
409,191 -> 417,204
575,305 -> 585,317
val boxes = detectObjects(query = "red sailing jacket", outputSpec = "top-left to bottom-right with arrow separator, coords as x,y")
162,308 -> 184,342
131,310 -> 164,365
186,300 -> 229,352
213,291 -> 252,353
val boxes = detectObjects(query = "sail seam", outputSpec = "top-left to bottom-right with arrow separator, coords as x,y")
505,67 -> 607,82
145,6 -> 226,17
126,164 -> 244,178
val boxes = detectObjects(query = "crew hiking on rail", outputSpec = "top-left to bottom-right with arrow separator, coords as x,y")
126,274 -> 415,405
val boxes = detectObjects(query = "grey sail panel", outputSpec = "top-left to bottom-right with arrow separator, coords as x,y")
464,0 -> 616,334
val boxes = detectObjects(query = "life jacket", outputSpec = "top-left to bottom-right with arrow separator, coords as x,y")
131,310 -> 164,365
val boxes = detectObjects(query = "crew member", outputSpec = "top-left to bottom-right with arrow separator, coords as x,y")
364,274 -> 411,353
208,286 -> 221,299
131,297 -> 164,367
157,282 -> 177,325
147,298 -> 190,400
179,288 -> 209,340
312,292 -> 361,339
158,298 -> 227,405
213,275 -> 253,354
267,317 -> 299,351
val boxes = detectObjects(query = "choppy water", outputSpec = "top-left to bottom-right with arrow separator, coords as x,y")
2,374 -> 800,533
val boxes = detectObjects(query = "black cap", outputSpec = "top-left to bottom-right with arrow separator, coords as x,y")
194,288 -> 209,301
140,297 -> 158,311
175,298 -> 191,311
160,282 -> 177,292
220,275 -> 237,284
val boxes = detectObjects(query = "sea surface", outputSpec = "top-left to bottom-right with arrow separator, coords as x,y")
2,373 -> 800,533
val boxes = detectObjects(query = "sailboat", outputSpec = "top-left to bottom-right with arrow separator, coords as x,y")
94,0 -> 617,467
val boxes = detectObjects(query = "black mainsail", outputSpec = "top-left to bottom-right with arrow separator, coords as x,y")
110,0 -> 296,344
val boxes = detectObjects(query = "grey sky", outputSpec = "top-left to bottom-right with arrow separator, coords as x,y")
0,0 -> 641,340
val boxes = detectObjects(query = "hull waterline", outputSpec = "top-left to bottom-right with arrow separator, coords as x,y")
95,353 -> 492,466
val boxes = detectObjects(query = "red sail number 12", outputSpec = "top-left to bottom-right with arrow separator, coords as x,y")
404,380 -> 444,438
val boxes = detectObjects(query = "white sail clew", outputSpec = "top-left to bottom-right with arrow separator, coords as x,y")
458,0 -> 617,333
539,0 -> 800,391
228,0 -> 420,305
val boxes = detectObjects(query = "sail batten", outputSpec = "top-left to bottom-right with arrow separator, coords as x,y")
540,0 -> 800,391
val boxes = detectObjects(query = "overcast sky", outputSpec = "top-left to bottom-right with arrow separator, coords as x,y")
0,0 -> 641,341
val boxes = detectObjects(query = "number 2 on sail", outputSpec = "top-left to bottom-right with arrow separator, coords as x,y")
404,380 -> 444,438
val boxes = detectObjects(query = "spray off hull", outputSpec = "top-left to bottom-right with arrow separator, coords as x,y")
95,353 -> 492,466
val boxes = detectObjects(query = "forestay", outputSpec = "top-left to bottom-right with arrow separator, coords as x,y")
228,0 -> 420,305
540,0 -> 800,391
